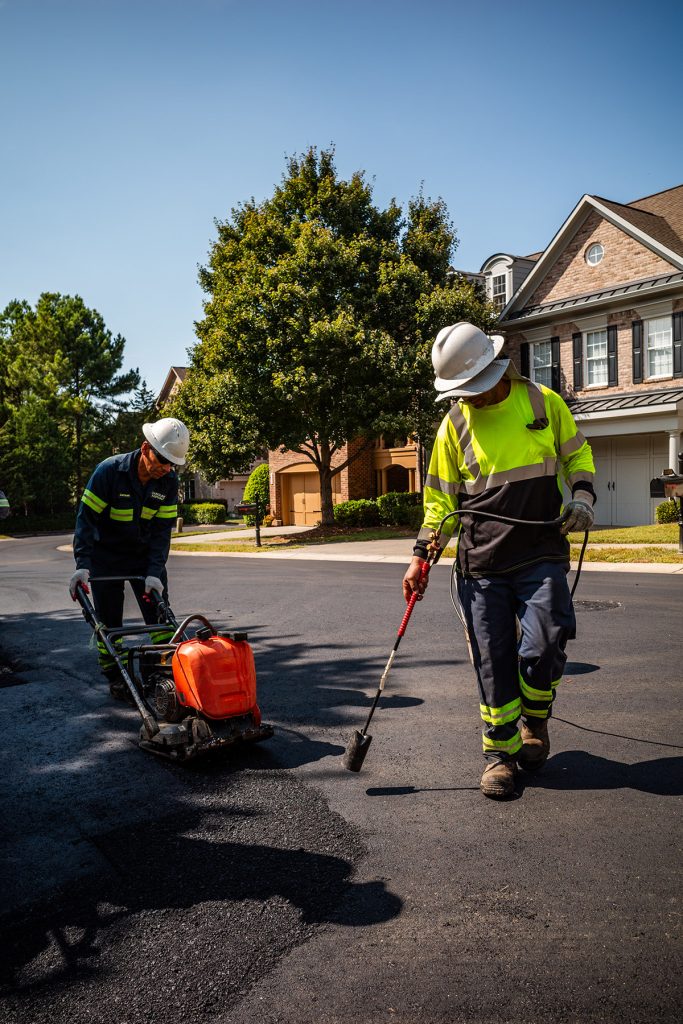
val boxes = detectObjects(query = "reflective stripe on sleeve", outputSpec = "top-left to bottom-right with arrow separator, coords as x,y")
109,507 -> 134,521
82,488 -> 107,514
141,506 -> 156,520
559,431 -> 586,457
424,473 -> 459,495
156,504 -> 178,519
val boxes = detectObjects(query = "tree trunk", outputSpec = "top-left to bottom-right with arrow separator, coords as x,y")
317,442 -> 335,527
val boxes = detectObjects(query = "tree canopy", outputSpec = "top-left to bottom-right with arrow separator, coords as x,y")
173,147 -> 497,523
0,293 -> 149,516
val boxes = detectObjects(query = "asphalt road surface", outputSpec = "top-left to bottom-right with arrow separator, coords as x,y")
1,534 -> 681,1024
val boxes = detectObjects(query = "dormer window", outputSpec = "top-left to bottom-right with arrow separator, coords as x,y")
492,274 -> 507,310
585,243 -> 604,266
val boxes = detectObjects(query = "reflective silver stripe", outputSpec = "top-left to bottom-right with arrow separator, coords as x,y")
424,473 -> 460,496
567,470 -> 593,489
458,457 -> 559,495
559,431 -> 586,457
448,404 -> 481,478
525,380 -> 547,421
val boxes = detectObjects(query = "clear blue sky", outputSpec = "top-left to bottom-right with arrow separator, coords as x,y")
2,0 -> 682,396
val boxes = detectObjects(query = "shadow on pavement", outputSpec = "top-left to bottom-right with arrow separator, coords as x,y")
521,750 -> 683,795
0,803 -> 402,997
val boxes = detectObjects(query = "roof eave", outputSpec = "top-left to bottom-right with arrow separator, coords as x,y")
499,273 -> 683,330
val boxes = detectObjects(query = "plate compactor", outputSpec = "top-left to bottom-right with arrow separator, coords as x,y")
75,576 -> 273,761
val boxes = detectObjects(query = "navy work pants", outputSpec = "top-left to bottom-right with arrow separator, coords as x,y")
90,570 -> 171,676
456,561 -> 575,762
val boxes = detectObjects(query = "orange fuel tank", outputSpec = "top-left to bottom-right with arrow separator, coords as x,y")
171,634 -> 260,721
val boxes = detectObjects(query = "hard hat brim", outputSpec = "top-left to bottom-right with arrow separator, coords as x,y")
435,358 -> 510,401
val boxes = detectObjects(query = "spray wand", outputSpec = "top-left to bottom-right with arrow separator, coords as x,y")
342,507 -> 588,773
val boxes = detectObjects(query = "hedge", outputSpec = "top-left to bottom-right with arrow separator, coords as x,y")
178,502 -> 226,525
655,499 -> 680,524
376,491 -> 422,526
333,499 -> 381,527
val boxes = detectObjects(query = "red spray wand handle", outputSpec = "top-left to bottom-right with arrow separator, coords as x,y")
397,560 -> 431,637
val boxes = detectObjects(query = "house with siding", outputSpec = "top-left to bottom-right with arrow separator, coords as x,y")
498,184 -> 683,526
156,366 -> 264,512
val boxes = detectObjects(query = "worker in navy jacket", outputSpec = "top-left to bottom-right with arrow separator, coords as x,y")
69,418 -> 190,697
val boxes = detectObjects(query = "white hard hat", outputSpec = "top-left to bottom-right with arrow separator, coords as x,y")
142,418 -> 190,466
432,322 -> 507,400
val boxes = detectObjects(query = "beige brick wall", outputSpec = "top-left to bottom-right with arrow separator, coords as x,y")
504,306 -> 683,400
528,210 -> 674,307
268,440 -> 376,521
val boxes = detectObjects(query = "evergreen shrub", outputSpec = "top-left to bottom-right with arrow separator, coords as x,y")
655,499 -> 680,524
333,499 -> 381,527
179,502 -> 226,525
241,464 -> 270,525
377,491 -> 422,525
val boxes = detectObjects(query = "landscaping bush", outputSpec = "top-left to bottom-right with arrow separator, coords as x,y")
377,491 -> 422,526
2,511 -> 76,534
179,502 -> 226,525
333,499 -> 381,527
241,463 -> 270,525
655,499 -> 680,524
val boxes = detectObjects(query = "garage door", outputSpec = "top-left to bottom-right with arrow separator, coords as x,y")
288,473 -> 322,526
586,434 -> 668,526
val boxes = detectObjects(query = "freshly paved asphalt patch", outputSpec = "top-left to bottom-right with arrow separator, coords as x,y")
0,535 -> 681,1023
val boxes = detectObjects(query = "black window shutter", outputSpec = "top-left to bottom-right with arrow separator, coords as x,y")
572,332 -> 583,390
673,312 -> 683,378
520,341 -> 530,378
632,320 -> 643,384
551,336 -> 561,392
607,325 -> 618,386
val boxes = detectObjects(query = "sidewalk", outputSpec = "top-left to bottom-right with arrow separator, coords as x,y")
170,531 -> 683,574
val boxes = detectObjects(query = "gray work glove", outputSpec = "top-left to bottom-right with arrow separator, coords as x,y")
69,568 -> 90,599
144,575 -> 164,596
560,497 -> 594,535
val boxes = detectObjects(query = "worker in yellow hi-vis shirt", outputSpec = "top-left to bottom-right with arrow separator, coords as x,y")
403,323 -> 595,800
69,419 -> 189,699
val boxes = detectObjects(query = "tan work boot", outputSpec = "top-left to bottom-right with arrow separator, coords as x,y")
480,760 -> 516,799
518,718 -> 550,772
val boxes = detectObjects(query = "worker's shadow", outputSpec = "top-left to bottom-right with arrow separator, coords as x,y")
0,806 -> 402,995
520,751 -> 683,795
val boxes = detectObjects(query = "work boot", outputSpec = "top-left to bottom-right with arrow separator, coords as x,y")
105,671 -> 134,705
518,717 -> 550,772
480,759 -> 517,799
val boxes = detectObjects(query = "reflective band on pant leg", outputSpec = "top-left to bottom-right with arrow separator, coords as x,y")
458,573 -> 521,759
482,728 -> 522,756
97,637 -> 123,671
149,629 -> 174,644
516,562 -> 574,721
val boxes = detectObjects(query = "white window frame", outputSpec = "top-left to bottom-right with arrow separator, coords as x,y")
585,243 -> 604,266
644,315 -> 673,380
492,273 -> 507,310
585,329 -> 608,387
531,340 -> 552,389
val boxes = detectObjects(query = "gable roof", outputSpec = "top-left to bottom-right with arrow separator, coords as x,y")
156,365 -> 188,407
499,185 -> 683,321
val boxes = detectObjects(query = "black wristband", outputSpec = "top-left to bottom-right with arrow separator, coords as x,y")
412,542 -> 429,559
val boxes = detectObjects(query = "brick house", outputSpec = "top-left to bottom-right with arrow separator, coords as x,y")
157,366 -> 265,512
497,185 -> 683,526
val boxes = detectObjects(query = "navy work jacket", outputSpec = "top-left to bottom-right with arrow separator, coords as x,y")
73,449 -> 178,576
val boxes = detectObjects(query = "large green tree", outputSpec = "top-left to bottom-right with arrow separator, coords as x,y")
175,147 -> 497,524
0,293 -> 141,513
